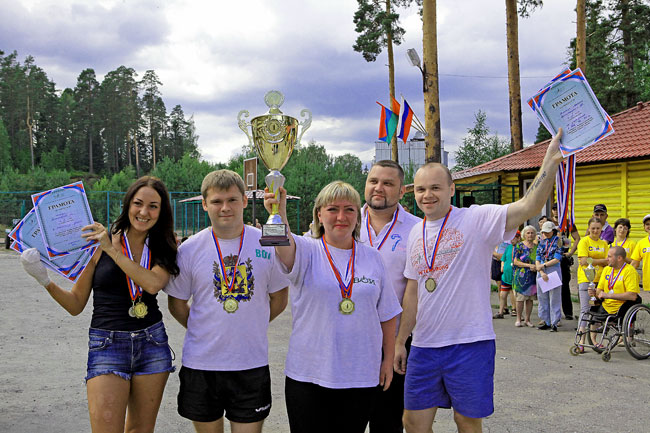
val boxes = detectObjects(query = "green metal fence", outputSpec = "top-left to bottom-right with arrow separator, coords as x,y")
1,191 -> 303,238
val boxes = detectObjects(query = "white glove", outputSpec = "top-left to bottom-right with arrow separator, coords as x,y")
20,248 -> 51,287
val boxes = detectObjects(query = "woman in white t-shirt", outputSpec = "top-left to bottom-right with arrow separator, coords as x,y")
264,181 -> 402,433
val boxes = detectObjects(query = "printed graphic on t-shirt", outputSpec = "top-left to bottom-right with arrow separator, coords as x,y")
213,255 -> 255,305
409,227 -> 464,283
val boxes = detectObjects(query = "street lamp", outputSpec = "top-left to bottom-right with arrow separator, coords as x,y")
406,48 -> 427,92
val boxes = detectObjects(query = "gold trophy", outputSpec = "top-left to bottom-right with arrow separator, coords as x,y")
584,257 -> 598,306
237,91 -> 311,246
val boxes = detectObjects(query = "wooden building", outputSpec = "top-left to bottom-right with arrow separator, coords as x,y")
452,101 -> 650,238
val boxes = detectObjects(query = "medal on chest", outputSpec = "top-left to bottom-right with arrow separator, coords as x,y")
121,233 -> 151,319
422,207 -> 451,293
607,263 -> 626,292
322,237 -> 356,315
212,228 -> 245,313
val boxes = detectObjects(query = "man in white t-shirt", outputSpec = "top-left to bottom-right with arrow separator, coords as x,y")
394,130 -> 566,433
361,160 -> 421,433
165,170 -> 288,433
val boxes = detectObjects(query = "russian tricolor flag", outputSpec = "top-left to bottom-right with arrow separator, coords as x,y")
397,97 -> 414,143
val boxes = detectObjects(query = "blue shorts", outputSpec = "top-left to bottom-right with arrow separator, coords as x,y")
85,321 -> 175,382
404,340 -> 495,418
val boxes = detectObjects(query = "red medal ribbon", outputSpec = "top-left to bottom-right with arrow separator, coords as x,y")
121,234 -> 151,302
607,263 -> 626,291
542,236 -> 555,261
365,207 -> 399,250
422,207 -> 452,272
321,237 -> 355,299
212,227 -> 245,293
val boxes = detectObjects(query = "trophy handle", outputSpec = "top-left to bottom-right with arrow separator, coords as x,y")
237,110 -> 253,147
296,109 -> 312,147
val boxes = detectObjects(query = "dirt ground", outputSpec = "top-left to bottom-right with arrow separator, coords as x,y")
1,247 -> 649,433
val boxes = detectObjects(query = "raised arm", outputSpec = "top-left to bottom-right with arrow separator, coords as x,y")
506,129 -> 565,232
263,187 -> 297,271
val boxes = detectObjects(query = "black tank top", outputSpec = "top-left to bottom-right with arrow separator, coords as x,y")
90,252 -> 163,331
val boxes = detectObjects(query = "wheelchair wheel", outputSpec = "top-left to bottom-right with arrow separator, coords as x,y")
587,322 -> 619,353
569,346 -> 580,356
601,352 -> 611,362
623,304 -> 650,360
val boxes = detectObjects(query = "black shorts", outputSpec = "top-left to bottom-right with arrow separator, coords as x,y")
177,365 -> 272,423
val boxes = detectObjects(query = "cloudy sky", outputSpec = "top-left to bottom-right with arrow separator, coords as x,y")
2,0 -> 577,167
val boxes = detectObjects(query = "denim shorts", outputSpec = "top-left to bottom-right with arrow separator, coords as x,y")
85,321 -> 175,382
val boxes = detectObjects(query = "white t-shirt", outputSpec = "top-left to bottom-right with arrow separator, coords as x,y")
283,234 -> 402,389
404,204 -> 515,348
164,226 -> 288,371
360,203 -> 421,333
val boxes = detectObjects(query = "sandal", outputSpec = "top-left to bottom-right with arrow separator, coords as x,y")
525,321 -> 535,328
577,345 -> 585,353
515,321 -> 522,327
493,313 -> 505,319
510,310 -> 517,316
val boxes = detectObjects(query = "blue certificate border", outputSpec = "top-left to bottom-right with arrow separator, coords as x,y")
31,181 -> 97,259
529,69 -> 614,157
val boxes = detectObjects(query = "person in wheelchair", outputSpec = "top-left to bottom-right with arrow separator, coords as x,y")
589,246 -> 641,322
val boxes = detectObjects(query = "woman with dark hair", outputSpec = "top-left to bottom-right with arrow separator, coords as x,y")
612,218 -> 636,264
20,176 -> 178,432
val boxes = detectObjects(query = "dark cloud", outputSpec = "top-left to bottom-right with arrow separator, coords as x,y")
0,1 -> 169,76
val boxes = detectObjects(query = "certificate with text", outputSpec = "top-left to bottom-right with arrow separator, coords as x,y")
529,69 -> 613,157
9,209 -> 95,282
31,181 -> 97,259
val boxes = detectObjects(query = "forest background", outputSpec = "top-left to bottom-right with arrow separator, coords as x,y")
1,0 -> 649,233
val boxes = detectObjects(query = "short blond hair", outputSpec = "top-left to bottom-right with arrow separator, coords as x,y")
310,181 -> 361,240
201,170 -> 245,198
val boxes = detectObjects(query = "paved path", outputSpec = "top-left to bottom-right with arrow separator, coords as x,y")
1,249 -> 649,432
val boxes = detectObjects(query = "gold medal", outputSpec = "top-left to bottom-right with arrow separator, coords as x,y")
224,298 -> 239,313
133,301 -> 148,319
425,277 -> 437,293
128,306 -> 136,317
339,298 -> 355,315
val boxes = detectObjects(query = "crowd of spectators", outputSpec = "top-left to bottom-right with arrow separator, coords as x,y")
493,203 -> 650,332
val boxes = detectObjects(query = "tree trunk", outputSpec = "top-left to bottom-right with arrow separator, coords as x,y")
26,95 -> 34,169
88,131 -> 93,174
422,0 -> 441,163
88,105 -> 94,174
126,131 -> 132,167
151,113 -> 157,170
135,135 -> 140,178
576,0 -> 587,73
152,135 -> 157,170
505,0 -> 523,152
386,0 -> 398,162
620,0 -> 635,108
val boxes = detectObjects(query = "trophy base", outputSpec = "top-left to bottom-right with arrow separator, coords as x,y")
260,224 -> 290,246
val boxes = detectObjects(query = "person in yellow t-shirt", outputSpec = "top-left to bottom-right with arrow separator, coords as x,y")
611,218 -> 636,264
576,217 -> 609,345
630,214 -> 650,292
593,246 -> 640,317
